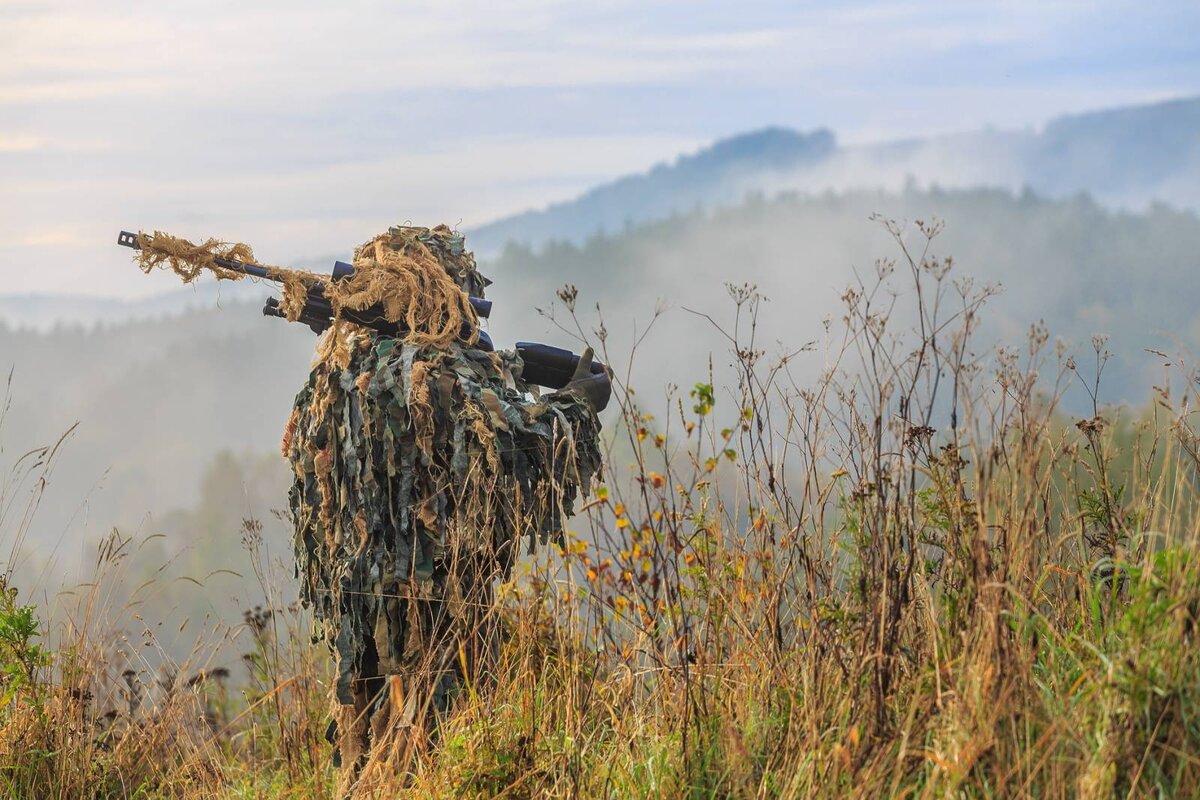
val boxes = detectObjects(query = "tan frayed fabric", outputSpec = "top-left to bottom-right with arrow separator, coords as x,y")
335,231 -> 476,350
132,225 -> 481,357
132,230 -> 256,283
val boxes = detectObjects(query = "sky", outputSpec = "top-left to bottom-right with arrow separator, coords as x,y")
1,0 -> 1198,298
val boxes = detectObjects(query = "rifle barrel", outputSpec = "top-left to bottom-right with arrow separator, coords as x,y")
118,230 -> 274,280
118,230 -> 491,318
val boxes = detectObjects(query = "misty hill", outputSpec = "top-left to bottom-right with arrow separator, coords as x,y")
490,185 -> 1200,411
0,281 -> 266,331
0,304 -> 312,575
4,184 -> 1199,581
470,95 -> 1200,255
1030,96 -> 1200,201
467,127 -> 837,255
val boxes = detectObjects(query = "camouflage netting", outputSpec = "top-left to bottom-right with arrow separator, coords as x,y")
285,329 -> 601,735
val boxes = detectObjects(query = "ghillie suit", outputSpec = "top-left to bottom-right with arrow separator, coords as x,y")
278,226 -> 603,773
125,223 -> 605,785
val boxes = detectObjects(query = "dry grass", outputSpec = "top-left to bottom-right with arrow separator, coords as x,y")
2,219 -> 1199,798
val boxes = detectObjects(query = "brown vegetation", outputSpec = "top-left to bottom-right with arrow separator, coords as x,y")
2,220 -> 1199,798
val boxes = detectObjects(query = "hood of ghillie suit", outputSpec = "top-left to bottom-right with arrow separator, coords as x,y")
315,224 -> 491,355
362,224 -> 491,299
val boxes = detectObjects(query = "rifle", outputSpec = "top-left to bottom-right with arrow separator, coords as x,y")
117,231 -> 609,400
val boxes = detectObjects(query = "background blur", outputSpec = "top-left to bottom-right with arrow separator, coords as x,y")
2,1 -> 1198,656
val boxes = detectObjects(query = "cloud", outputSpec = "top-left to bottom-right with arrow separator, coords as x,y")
9,0 -> 1184,107
18,227 -> 92,247
0,135 -> 41,152
0,2 -> 767,108
0,77 -> 172,104
1,0 -> 1197,300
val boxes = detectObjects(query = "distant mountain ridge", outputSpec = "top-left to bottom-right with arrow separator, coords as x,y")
1029,95 -> 1200,198
466,127 -> 836,255
468,94 -> 1200,255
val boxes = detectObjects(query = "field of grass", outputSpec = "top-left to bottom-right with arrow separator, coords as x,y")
1,220 -> 1198,798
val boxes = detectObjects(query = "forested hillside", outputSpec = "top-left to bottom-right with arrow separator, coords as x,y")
490,186 -> 1200,406
4,185 -> 1198,582
0,307 -> 311,577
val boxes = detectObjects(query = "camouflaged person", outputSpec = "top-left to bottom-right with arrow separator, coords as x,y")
279,225 -> 606,774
